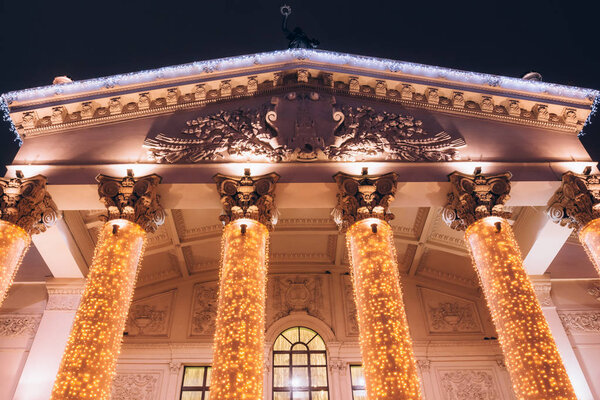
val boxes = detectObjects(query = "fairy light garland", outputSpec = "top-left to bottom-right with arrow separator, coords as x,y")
0,220 -> 31,306
210,219 -> 269,400
51,220 -> 146,400
579,218 -> 600,275
465,217 -> 576,400
346,218 -> 422,400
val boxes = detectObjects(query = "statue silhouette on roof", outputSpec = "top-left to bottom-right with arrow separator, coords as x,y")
280,5 -> 319,49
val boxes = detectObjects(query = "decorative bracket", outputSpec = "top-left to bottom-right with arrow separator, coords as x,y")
332,169 -> 397,232
442,170 -> 512,231
96,171 -> 165,233
547,171 -> 600,231
213,169 -> 280,230
0,174 -> 59,235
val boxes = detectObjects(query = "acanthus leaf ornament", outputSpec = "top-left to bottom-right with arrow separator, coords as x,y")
0,174 -> 59,235
96,172 -> 165,233
547,171 -> 600,231
442,171 -> 512,231
328,105 -> 465,162
213,169 -> 280,230
332,169 -> 397,231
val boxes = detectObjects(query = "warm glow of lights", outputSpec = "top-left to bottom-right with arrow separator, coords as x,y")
346,218 -> 422,400
579,218 -> 600,276
51,220 -> 146,400
0,220 -> 30,306
210,218 -> 269,400
465,217 -> 576,400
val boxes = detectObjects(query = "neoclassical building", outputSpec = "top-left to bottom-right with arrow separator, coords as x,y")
0,49 -> 599,400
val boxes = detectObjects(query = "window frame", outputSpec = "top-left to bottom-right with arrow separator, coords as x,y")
272,326 -> 330,400
180,365 -> 211,400
349,364 -> 366,400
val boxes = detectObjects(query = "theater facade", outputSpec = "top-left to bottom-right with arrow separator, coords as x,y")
1,49 -> 600,400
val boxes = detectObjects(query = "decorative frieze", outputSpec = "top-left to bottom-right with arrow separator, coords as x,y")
342,274 -> 359,336
213,169 -> 280,229
96,172 -> 165,233
442,171 -> 512,231
559,311 -> 600,334
439,369 -> 500,400
0,314 -> 41,337
46,285 -> 84,311
547,171 -> 600,231
110,373 -> 160,400
332,170 -> 397,231
0,174 -> 59,234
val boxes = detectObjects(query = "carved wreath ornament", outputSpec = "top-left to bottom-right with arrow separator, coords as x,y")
143,103 -> 466,163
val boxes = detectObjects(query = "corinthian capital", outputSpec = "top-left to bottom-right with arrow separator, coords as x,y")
442,171 -> 512,231
547,171 -> 600,231
213,169 -> 280,230
332,170 -> 397,231
96,172 -> 165,233
0,174 -> 59,235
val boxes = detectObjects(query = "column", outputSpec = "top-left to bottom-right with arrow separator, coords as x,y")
51,173 -> 164,400
443,171 -> 576,400
332,171 -> 422,400
13,279 -> 85,400
210,170 -> 279,400
547,171 -> 600,274
0,174 -> 59,306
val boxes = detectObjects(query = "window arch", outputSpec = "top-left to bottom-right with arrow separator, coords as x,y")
272,326 -> 329,400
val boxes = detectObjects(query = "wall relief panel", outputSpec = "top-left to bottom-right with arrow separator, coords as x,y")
125,290 -> 176,337
267,274 -> 332,328
110,372 -> 161,400
342,274 -> 359,336
438,369 -> 501,400
144,93 -> 466,163
559,311 -> 600,334
0,314 -> 41,337
189,281 -> 219,337
419,287 -> 483,334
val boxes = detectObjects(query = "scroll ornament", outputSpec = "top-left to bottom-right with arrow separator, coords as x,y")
442,171 -> 512,231
547,172 -> 600,231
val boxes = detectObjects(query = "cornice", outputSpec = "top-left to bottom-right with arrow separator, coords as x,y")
4,51 -> 596,139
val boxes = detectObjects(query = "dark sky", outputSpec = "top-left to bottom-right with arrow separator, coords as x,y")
1,0 -> 599,166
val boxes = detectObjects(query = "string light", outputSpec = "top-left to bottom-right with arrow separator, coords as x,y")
0,220 -> 30,306
51,220 -> 146,400
579,218 -> 600,275
210,218 -> 269,400
346,218 -> 422,400
465,217 -> 576,400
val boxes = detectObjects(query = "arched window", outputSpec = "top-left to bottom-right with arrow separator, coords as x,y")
272,326 -> 329,400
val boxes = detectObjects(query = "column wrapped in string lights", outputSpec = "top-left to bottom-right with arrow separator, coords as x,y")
51,172 -> 164,400
443,170 -> 576,400
547,170 -> 600,275
211,169 -> 279,400
332,169 -> 422,400
0,174 -> 58,306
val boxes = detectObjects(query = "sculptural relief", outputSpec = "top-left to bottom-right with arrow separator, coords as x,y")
439,369 -> 500,400
419,287 -> 483,334
125,291 -> 175,337
110,373 -> 160,400
190,282 -> 219,336
144,95 -> 466,164
268,275 -> 330,327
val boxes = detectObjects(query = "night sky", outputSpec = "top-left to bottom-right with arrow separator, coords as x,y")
1,0 -> 599,167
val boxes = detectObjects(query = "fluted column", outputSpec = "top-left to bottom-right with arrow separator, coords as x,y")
443,171 -> 576,400
333,170 -> 422,400
0,174 -> 59,306
51,173 -> 164,400
210,170 -> 279,400
547,171 -> 600,275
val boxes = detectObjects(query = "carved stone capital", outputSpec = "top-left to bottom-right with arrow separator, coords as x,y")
96,173 -> 165,233
213,170 -> 280,230
0,174 -> 59,235
442,171 -> 512,231
332,170 -> 397,231
547,171 -> 600,231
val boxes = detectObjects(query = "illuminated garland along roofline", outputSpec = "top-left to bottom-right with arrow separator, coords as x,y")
2,49 -> 598,106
